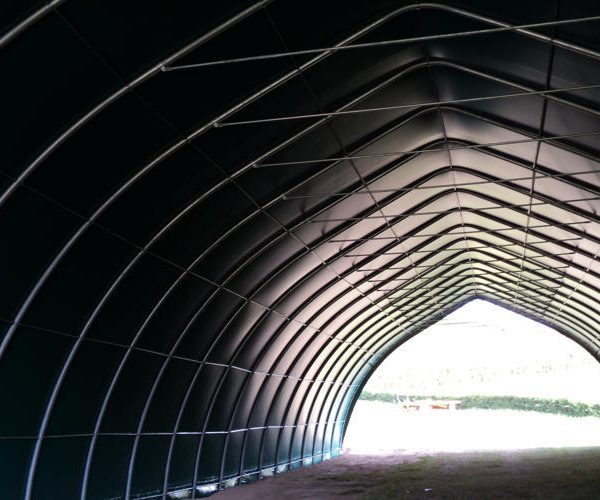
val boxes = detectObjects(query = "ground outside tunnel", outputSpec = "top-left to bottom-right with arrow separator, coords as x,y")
217,406 -> 600,499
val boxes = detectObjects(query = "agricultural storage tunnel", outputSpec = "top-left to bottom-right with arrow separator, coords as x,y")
1,0 -> 600,498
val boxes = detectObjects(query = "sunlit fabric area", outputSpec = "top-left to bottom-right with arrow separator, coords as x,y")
1,1 -> 600,499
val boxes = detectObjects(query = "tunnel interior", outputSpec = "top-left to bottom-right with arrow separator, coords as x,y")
1,1 -> 600,499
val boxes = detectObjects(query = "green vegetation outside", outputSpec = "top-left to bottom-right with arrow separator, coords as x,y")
359,391 -> 600,418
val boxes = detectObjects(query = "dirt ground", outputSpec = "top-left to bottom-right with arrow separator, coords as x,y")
216,447 -> 600,499
217,406 -> 600,499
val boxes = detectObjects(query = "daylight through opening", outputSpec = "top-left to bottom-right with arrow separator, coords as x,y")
344,299 -> 600,453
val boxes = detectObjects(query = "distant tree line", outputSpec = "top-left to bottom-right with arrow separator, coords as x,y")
359,392 -> 600,418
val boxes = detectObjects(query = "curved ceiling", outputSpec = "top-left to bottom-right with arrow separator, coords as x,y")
1,1 -> 600,498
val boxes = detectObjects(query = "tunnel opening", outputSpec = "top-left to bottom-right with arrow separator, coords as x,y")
343,298 -> 600,454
